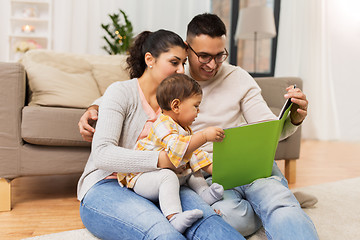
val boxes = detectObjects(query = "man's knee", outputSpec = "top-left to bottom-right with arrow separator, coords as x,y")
211,195 -> 262,236
249,177 -> 300,215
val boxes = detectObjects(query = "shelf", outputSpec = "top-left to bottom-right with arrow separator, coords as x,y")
10,34 -> 49,39
11,0 -> 49,4
10,17 -> 49,22
8,0 -> 52,61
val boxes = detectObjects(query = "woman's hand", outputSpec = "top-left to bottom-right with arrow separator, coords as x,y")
202,127 -> 225,142
202,163 -> 213,175
285,86 -> 308,125
157,151 -> 177,171
78,105 -> 99,142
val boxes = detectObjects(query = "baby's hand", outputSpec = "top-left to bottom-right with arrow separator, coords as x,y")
202,127 -> 225,142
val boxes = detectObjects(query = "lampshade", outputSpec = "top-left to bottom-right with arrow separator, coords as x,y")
235,6 -> 276,41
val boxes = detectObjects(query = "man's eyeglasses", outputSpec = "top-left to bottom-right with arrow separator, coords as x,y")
187,44 -> 228,64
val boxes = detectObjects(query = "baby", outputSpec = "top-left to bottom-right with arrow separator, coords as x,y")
117,73 -> 225,233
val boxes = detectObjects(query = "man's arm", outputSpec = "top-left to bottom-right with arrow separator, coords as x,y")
78,96 -> 104,142
78,105 -> 99,142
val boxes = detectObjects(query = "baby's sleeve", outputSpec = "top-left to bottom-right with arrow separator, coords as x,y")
189,149 -> 212,172
162,133 -> 191,168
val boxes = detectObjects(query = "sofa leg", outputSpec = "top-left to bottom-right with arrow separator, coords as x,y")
0,178 -> 11,211
285,159 -> 296,184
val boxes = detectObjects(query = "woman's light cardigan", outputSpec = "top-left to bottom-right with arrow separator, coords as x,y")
77,79 -> 159,200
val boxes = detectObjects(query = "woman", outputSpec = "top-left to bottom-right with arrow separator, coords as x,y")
77,29 -> 244,240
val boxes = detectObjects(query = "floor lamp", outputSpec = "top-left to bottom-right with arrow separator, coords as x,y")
235,6 -> 276,73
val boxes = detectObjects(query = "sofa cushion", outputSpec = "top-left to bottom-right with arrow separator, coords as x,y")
21,50 -> 131,108
21,50 -> 102,108
21,106 -> 91,147
84,54 -> 130,95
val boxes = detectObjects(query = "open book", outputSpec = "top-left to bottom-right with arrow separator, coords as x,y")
212,98 -> 293,189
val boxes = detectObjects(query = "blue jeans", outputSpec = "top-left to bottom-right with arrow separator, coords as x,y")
80,179 -> 245,240
208,161 -> 319,240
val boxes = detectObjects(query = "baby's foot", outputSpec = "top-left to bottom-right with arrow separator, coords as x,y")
169,209 -> 203,233
200,183 -> 224,205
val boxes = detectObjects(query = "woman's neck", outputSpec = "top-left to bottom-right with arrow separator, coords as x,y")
138,75 -> 159,112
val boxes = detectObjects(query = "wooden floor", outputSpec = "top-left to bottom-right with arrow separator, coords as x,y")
1,140 -> 360,240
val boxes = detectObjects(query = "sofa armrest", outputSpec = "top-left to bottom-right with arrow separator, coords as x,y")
254,77 -> 303,111
0,62 -> 26,178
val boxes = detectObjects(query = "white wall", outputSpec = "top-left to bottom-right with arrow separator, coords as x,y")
276,0 -> 360,142
0,0 -> 211,60
327,0 -> 360,141
0,0 -> 10,61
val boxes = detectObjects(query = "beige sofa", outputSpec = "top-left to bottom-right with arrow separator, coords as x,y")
0,50 -> 301,211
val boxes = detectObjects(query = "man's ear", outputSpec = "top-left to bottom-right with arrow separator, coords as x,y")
145,52 -> 155,68
171,99 -> 181,113
184,41 -> 190,51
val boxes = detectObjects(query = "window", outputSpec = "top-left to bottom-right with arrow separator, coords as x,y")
212,0 -> 280,77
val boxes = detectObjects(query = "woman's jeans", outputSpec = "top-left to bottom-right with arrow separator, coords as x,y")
207,161 -> 319,240
80,178 -> 245,240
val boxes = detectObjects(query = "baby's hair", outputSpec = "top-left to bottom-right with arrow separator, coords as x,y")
156,73 -> 202,111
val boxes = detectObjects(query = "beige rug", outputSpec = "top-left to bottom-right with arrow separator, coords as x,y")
23,177 -> 360,240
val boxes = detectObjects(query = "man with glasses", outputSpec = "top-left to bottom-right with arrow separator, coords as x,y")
182,13 -> 317,240
78,13 -> 318,239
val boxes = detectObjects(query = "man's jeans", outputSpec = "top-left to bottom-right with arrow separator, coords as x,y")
208,161 -> 319,240
80,179 -> 245,240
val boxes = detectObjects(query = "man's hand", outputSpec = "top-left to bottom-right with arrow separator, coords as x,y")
202,127 -> 225,142
78,105 -> 99,142
285,85 -> 308,125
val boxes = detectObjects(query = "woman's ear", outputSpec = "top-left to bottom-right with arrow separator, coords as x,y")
171,99 -> 181,113
145,52 -> 155,68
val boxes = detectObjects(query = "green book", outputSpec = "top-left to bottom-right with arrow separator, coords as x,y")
212,98 -> 293,189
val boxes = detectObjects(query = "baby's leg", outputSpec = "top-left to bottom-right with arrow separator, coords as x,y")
133,169 -> 203,233
169,209 -> 203,233
187,171 -> 224,205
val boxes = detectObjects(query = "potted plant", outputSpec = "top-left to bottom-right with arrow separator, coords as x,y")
101,9 -> 134,55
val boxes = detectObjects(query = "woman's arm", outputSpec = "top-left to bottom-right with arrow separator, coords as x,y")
202,163 -> 213,175
92,82 -> 159,173
157,150 -> 177,171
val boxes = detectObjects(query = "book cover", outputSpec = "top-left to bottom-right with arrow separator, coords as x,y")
212,99 -> 292,189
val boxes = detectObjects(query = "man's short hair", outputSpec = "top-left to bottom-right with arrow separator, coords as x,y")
156,74 -> 202,111
187,13 -> 227,41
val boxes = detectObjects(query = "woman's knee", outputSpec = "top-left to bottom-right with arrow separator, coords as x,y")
81,180 -> 184,239
80,200 -> 185,239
